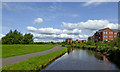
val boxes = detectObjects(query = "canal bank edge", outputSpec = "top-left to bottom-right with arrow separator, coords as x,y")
1,46 -> 67,70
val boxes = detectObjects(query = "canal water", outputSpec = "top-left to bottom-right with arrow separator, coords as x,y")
45,48 -> 119,70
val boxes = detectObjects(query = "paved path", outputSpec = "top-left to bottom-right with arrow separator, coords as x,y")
1,46 -> 63,67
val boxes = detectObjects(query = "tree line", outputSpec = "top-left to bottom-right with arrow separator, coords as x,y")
1,30 -> 33,44
87,36 -> 120,47
64,36 -> 120,47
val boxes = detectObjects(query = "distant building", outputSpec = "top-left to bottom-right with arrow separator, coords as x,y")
93,28 -> 120,42
65,38 -> 73,44
65,38 -> 87,44
75,39 -> 82,43
82,40 -> 87,43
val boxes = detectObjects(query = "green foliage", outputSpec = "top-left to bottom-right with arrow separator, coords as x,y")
95,42 -> 106,47
21,33 -> 33,44
2,30 -> 33,44
114,36 -> 120,47
34,42 -> 47,44
87,37 -> 95,46
105,36 -> 120,47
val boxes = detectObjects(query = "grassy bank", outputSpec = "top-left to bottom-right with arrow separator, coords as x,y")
2,47 -> 67,70
2,44 -> 57,58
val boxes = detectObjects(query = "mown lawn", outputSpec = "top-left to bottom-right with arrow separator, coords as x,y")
2,44 -> 57,58
2,47 -> 67,70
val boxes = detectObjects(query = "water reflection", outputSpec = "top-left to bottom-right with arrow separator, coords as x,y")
67,48 -> 73,54
86,50 -> 110,64
45,48 -> 119,70
94,53 -> 110,64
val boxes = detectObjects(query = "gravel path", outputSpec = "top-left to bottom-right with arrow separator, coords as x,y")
1,46 -> 63,67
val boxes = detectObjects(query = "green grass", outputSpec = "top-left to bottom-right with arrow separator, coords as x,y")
2,44 -> 57,58
2,47 -> 67,70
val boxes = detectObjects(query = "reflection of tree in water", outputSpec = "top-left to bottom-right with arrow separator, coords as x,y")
67,47 -> 73,54
87,50 -> 110,64
86,50 -> 95,55
70,48 -> 73,52
94,53 -> 110,64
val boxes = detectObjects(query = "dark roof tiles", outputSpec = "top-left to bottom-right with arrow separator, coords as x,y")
96,28 -> 119,33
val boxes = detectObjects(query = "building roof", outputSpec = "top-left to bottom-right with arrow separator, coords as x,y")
97,28 -> 119,33
111,29 -> 119,32
66,38 -> 72,40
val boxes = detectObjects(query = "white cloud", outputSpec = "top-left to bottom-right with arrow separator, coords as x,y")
27,26 -> 81,35
62,22 -> 77,30
83,0 -> 119,6
34,18 -> 43,24
27,19 -> 118,42
62,20 -> 118,30
79,35 -> 89,39
106,23 -> 118,29
27,26 -> 84,42
27,27 -> 62,34
0,34 -> 5,40
32,33 -> 88,42
27,26 -> 37,32
63,29 -> 81,35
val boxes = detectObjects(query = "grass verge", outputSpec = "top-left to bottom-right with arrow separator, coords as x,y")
2,44 -> 57,58
2,47 -> 67,70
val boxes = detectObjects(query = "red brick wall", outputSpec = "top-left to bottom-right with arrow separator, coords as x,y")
102,28 -> 113,42
93,28 -> 119,42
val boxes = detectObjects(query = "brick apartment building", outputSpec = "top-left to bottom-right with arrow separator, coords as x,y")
93,28 -> 120,42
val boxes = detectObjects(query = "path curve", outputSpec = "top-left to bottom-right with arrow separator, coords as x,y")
1,46 -> 63,67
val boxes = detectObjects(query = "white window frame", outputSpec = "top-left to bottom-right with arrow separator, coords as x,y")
104,36 -> 106,38
106,32 -> 107,34
104,32 -> 106,34
114,32 -> 117,34
111,32 -> 113,34
109,36 -> 111,38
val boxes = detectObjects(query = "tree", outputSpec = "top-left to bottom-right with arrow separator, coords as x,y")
21,33 -> 33,44
2,30 -> 23,44
2,30 -> 33,44
87,36 -> 95,46
114,36 -> 120,47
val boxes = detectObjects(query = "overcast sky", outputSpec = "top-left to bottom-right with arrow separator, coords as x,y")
1,2 -> 118,42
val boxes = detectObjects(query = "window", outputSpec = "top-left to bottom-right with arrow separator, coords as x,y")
111,32 -> 113,34
106,36 -> 107,38
109,32 -> 111,34
109,36 -> 113,38
106,32 -> 107,34
104,32 -> 105,34
114,32 -> 117,34
104,36 -> 106,38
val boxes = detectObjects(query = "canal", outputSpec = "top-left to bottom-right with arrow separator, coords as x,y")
45,48 -> 119,70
